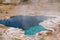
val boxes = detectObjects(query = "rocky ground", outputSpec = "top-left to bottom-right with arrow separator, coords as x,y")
0,4 -> 16,19
0,0 -> 60,19
0,21 -> 60,40
0,0 -> 60,40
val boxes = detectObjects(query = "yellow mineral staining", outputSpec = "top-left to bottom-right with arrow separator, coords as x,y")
43,32 -> 60,40
46,31 -> 52,35
13,38 -> 21,40
0,24 -> 9,30
43,35 -> 57,40
0,24 -> 9,40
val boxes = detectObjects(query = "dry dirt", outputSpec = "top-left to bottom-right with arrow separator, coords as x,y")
0,0 -> 60,19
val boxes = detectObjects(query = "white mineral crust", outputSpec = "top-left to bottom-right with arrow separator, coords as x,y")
40,17 -> 60,34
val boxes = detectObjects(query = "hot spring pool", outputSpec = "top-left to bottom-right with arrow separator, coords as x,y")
25,25 -> 47,35
0,16 -> 53,35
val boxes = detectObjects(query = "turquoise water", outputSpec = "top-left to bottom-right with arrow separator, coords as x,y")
0,16 -> 49,35
0,16 -> 49,30
25,25 -> 47,35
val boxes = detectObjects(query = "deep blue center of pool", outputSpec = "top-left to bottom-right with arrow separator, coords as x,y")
0,16 -> 51,35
